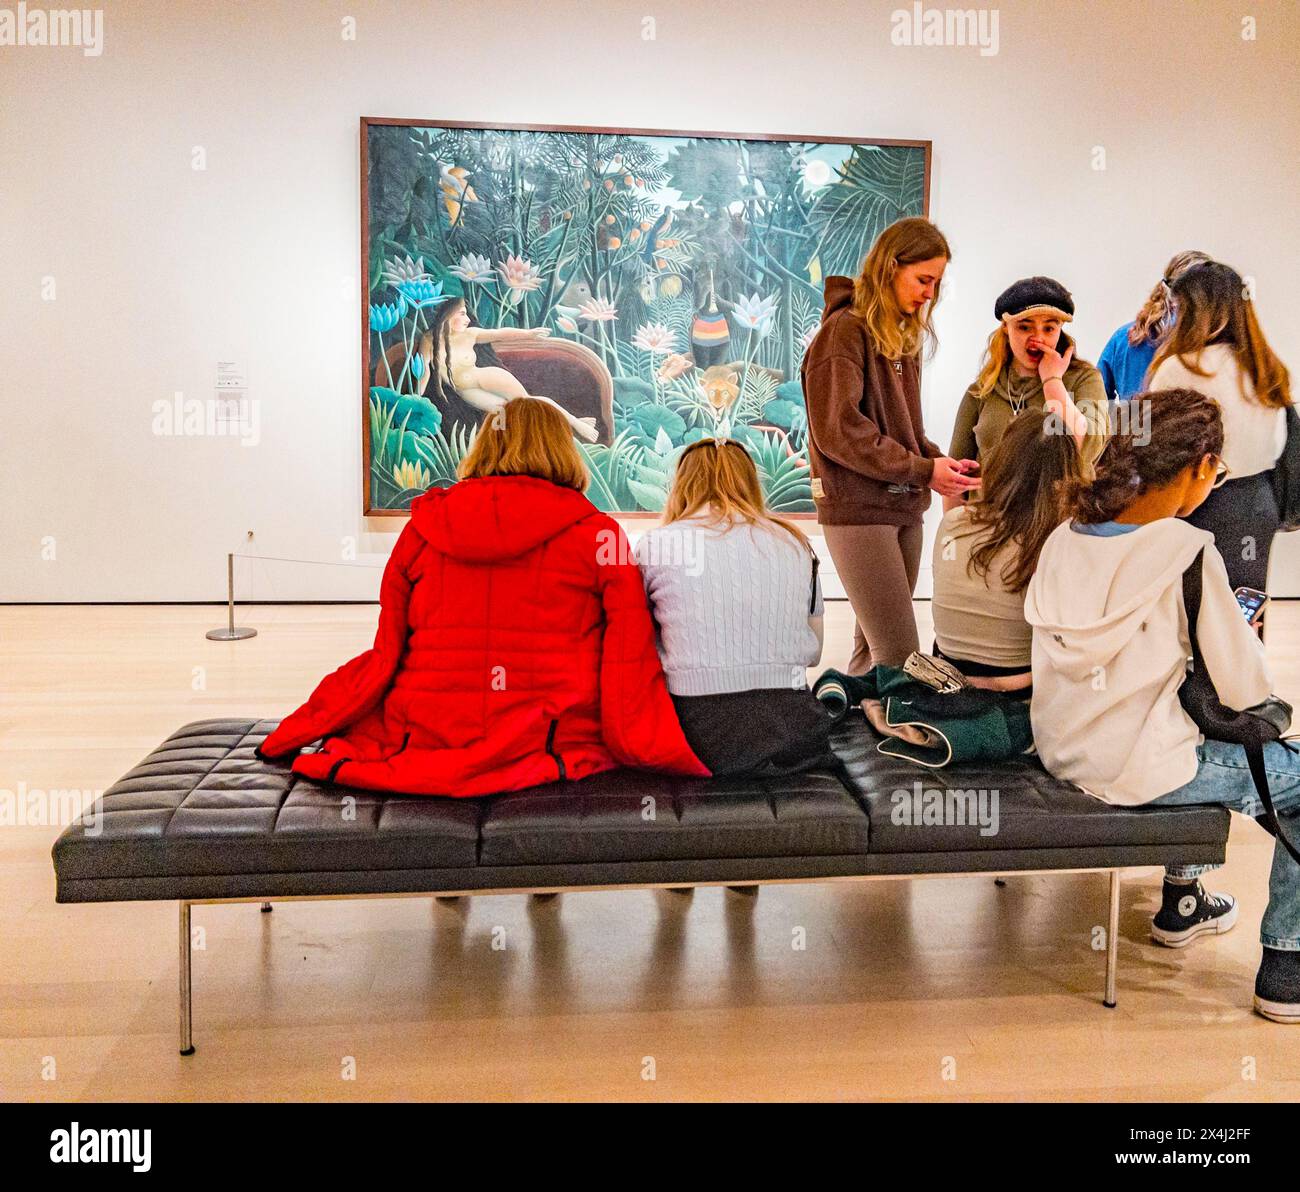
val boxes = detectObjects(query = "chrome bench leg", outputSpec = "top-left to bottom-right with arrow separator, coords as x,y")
179,900 -> 195,1055
1104,870 -> 1120,1009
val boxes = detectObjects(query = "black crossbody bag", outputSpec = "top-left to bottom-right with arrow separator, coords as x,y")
1180,547 -> 1300,865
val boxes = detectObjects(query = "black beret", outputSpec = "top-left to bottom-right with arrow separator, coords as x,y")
994,276 -> 1075,322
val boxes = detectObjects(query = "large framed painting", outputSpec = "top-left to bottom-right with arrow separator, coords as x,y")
361,118 -> 930,516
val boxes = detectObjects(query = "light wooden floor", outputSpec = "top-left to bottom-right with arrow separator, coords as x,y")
3,600 -> 1298,1102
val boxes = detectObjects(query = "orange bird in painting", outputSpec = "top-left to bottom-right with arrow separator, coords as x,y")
436,160 -> 479,224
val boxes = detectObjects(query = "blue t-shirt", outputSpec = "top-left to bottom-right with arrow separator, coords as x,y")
1071,520 -> 1141,537
1097,322 -> 1157,401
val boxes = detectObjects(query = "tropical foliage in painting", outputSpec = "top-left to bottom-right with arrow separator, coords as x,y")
364,123 -> 926,513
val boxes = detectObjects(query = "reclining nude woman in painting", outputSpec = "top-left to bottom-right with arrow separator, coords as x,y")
414,296 -> 600,441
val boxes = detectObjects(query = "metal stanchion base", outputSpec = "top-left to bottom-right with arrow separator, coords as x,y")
206,627 -> 257,641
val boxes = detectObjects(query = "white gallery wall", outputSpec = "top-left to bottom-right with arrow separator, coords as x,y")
3,0 -> 1299,602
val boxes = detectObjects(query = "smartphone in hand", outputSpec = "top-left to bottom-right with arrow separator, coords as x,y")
1234,585 -> 1267,627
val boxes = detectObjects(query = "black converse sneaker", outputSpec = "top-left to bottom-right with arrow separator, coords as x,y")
1150,879 -> 1238,947
1254,948 -> 1300,1023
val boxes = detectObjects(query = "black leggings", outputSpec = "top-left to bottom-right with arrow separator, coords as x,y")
1183,470 -> 1279,592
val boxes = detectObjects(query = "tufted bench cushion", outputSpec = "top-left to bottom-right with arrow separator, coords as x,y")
478,768 -> 868,866
52,716 -> 1231,904
831,727 -> 1232,855
53,719 -> 872,901
51,721 -> 482,881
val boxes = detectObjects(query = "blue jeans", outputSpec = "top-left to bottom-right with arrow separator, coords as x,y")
1152,739 -> 1300,950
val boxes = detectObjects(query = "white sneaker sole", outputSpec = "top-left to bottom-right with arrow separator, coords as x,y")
1253,994 -> 1300,1023
1150,900 -> 1239,948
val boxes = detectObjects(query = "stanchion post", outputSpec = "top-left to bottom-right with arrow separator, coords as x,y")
206,552 -> 257,641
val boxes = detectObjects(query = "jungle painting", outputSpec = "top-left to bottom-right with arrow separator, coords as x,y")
362,118 -> 929,515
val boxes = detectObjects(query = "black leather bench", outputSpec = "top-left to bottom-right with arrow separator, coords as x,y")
52,718 -> 1230,1054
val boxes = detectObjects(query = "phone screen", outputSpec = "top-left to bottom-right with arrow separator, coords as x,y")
1235,586 -> 1267,622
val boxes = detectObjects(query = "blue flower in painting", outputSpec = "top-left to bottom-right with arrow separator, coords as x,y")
733,292 -> 779,337
396,278 -> 447,309
369,302 -> 403,333
410,352 -> 424,380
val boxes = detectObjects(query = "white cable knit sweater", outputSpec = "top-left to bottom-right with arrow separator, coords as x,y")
634,513 -> 823,697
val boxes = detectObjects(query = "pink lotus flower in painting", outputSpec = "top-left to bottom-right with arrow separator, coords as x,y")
496,254 -> 543,304
632,323 -> 676,354
578,297 -> 618,323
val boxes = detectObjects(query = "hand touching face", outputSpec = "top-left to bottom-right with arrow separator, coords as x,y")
1007,314 -> 1064,373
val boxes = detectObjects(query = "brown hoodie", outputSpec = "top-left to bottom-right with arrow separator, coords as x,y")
799,276 -> 942,525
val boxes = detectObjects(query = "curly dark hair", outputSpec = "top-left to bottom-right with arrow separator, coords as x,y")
1071,388 -> 1223,524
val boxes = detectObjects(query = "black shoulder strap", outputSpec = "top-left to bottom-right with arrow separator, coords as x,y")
1181,547 -> 1205,663
809,550 -> 820,616
1245,742 -> 1300,867
1184,547 -> 1300,865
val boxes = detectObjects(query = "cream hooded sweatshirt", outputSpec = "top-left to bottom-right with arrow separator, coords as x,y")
1024,517 -> 1274,806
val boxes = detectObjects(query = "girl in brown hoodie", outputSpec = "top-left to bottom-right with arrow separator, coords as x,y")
800,217 -> 978,672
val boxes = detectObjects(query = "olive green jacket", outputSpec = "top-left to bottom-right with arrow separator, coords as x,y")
949,350 -> 1109,466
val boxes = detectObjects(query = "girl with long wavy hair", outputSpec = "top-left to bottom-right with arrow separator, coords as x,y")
1149,260 -> 1292,595
930,410 -> 1085,693
800,216 -> 979,673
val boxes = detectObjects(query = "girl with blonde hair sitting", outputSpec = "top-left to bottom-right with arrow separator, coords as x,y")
635,438 -> 833,777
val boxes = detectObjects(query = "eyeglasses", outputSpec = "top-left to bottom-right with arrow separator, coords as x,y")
1212,458 -> 1231,489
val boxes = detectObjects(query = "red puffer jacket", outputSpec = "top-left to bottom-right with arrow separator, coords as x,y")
256,475 -> 710,795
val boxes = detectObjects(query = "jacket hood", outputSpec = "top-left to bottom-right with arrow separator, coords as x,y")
409,475 -> 599,562
822,275 -> 856,318
1024,519 -> 1212,682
